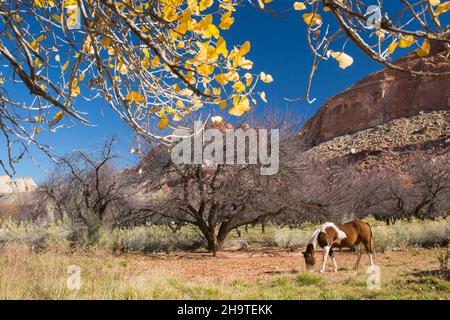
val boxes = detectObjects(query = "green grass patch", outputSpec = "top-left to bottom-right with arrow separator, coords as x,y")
296,273 -> 322,286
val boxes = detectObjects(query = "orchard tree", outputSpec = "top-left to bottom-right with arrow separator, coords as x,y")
133,120 -> 292,255
141,154 -> 287,255
380,153 -> 450,222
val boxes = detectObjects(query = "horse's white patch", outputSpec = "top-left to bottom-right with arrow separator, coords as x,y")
307,228 -> 321,250
308,222 -> 347,250
321,222 -> 347,241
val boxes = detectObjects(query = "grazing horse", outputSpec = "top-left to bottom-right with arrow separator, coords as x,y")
302,220 -> 374,273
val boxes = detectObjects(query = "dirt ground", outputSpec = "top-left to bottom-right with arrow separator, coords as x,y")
123,247 -> 447,283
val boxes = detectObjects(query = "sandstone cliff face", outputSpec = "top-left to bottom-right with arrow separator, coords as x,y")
0,176 -> 37,194
300,42 -> 450,146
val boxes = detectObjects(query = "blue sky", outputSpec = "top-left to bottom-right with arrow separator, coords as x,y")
2,1 -> 438,183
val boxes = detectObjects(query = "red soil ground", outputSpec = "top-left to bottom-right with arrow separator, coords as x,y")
122,248 -> 445,283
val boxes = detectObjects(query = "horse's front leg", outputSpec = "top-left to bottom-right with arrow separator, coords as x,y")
320,246 -> 331,273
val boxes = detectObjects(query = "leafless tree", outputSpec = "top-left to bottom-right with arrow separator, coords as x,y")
133,116 -> 303,255
42,136 -> 148,241
321,151 -> 450,224
379,152 -> 450,221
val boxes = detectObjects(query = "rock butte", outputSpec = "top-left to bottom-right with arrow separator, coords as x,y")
300,41 -> 450,146
0,176 -> 37,194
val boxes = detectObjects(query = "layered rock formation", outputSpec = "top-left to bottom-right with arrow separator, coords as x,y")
300,42 -> 450,146
0,176 -> 37,194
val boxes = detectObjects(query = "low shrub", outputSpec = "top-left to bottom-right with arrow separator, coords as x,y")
272,228 -> 311,249
0,217 -> 447,254
372,219 -> 449,253
0,219 -> 205,253
98,226 -> 205,253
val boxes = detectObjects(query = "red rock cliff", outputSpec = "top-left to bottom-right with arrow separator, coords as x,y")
301,42 -> 450,146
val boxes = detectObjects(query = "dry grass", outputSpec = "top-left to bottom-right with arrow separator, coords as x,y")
0,244 -> 448,300
0,218 -> 448,299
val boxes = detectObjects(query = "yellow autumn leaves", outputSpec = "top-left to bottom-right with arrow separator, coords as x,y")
434,1 -> 450,15
293,2 -> 323,26
224,70 -> 272,117
228,95 -> 250,116
21,0 -> 450,140
387,34 -> 430,58
34,0 -> 55,7
54,111 -> 64,122
34,0 -> 78,7
33,112 -> 62,134
328,51 -> 354,69
125,91 -> 169,133
290,0 -> 449,68
303,13 -> 322,26
416,41 -> 431,57
112,1 -> 272,129
200,0 -> 214,11
257,0 -> 273,9
35,0 -> 79,29
293,2 -> 353,69
126,91 -> 145,104
141,48 -> 160,70
383,0 -> 447,58
294,2 -> 306,11
219,11 -> 234,30
71,78 -> 80,97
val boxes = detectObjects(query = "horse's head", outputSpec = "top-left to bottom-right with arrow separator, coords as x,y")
302,244 -> 316,270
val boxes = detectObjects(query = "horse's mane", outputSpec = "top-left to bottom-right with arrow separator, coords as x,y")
307,222 -> 347,250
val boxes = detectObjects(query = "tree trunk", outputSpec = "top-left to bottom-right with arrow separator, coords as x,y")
205,234 -> 227,256
201,221 -> 239,256
216,227 -> 229,252
205,233 -> 218,257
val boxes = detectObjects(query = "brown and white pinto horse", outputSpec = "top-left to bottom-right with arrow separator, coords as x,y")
302,220 -> 374,272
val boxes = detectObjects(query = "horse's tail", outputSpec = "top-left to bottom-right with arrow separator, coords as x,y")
366,222 -> 374,254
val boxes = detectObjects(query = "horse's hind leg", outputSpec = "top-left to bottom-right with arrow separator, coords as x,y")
363,242 -> 374,266
362,223 -> 374,266
329,247 -> 338,272
354,244 -> 362,270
